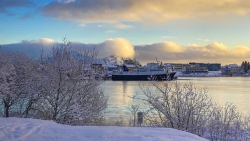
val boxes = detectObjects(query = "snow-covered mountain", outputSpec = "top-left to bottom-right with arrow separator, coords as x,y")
103,55 -> 124,66
95,55 -> 141,67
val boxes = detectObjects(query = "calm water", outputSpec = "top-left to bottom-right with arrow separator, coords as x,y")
100,77 -> 250,122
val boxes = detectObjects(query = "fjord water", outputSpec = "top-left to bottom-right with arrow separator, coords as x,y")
101,77 -> 250,122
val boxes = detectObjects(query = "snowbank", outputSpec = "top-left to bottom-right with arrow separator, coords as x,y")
0,117 -> 208,141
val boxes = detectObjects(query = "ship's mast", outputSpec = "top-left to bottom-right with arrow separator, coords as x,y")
155,57 -> 159,64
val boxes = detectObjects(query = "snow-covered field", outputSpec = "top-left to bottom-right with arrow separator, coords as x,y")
0,118 -> 208,141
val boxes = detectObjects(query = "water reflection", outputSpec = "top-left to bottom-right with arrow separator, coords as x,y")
101,77 -> 250,123
179,77 -> 250,114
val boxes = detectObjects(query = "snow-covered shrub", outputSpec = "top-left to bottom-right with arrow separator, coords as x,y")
138,81 -> 212,136
137,81 -> 250,140
0,47 -> 38,118
207,103 -> 249,141
0,40 -> 108,126
33,39 -> 108,125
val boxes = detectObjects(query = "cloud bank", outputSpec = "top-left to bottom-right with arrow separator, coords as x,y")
135,42 -> 250,65
41,0 -> 250,23
2,38 -> 250,65
1,38 -> 134,59
72,38 -> 135,58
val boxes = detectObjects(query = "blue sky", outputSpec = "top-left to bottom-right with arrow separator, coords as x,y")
1,0 -> 250,65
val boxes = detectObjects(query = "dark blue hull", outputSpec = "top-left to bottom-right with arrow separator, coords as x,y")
112,72 -> 176,81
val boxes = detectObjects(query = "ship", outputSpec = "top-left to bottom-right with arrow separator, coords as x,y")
112,62 -> 177,81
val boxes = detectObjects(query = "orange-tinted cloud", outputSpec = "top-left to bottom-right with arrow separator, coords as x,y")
2,38 -> 250,65
42,0 -> 250,23
135,42 -> 250,65
97,38 -> 135,58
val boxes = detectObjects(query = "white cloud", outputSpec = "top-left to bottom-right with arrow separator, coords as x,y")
2,38 -> 55,59
38,38 -> 55,44
20,38 -> 55,45
79,23 -> 85,27
163,36 -> 175,39
58,0 -> 75,3
197,38 -> 211,42
105,30 -> 115,33
115,23 -> 133,29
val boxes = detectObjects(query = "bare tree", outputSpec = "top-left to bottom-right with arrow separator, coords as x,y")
0,48 -> 37,117
207,103 -> 249,141
135,80 -> 250,140
115,115 -> 125,126
127,102 -> 140,127
34,39 -> 108,125
137,81 -> 212,136
10,52 -> 39,118
0,50 -> 17,117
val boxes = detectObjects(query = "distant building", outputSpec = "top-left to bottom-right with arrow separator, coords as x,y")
164,64 -> 175,71
164,63 -> 191,71
183,66 -> 208,74
199,63 -> 221,71
165,62 -> 221,73
221,64 -> 240,75
221,66 -> 230,75
229,64 -> 240,74
189,62 -> 221,71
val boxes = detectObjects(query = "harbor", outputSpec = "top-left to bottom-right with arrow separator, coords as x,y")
91,56 -> 250,80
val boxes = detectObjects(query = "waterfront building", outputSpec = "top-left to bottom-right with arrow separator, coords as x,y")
183,66 -> 208,74
221,64 -> 240,75
189,62 -> 221,71
229,64 -> 240,74
165,62 -> 221,74
199,63 -> 221,71
221,66 -> 230,75
164,64 -> 175,71
164,63 -> 191,71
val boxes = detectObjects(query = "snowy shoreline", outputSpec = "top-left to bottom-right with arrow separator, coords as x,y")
175,71 -> 250,77
0,117 -> 208,141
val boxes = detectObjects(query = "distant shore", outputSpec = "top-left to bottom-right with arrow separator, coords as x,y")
176,71 -> 250,77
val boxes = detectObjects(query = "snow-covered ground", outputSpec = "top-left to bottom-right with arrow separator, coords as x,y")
0,117 -> 208,141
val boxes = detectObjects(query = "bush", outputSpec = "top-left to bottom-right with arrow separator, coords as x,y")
136,81 -> 250,140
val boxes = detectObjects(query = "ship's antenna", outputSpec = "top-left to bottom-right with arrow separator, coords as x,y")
155,57 -> 159,64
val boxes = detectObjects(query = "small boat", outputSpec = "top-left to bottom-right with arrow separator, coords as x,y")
112,62 -> 176,81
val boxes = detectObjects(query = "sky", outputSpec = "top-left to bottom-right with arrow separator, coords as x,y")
1,0 -> 250,65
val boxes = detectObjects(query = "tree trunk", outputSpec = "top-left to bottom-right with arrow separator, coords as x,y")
4,101 -> 10,118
